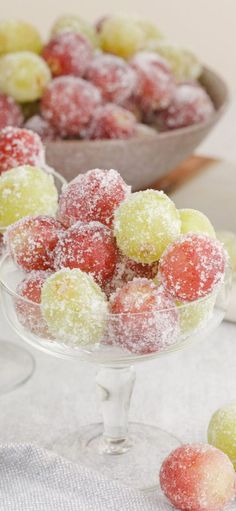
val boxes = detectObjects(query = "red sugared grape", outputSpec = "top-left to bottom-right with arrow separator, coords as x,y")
0,126 -> 45,174
86,53 -> 136,104
109,279 -> 179,354
41,76 -> 101,138
130,51 -> 176,112
106,253 -> 159,296
87,103 -> 136,140
160,444 -> 236,511
159,233 -> 227,302
0,93 -> 23,131
156,82 -> 215,130
6,215 -> 65,272
42,32 -> 93,78
15,271 -> 52,337
57,168 -> 131,228
54,221 -> 118,287
24,115 -> 58,141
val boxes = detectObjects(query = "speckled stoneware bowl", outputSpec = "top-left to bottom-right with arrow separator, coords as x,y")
45,67 -> 229,191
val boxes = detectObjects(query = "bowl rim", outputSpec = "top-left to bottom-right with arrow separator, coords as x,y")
45,66 -> 230,147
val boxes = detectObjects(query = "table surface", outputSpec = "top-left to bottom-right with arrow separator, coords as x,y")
0,99 -> 236,484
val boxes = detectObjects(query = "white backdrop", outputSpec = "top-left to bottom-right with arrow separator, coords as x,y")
2,0 -> 236,91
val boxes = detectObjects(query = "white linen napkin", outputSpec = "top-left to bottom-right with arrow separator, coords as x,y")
0,443 -> 171,511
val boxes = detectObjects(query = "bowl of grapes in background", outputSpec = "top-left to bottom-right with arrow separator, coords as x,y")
0,14 -> 229,190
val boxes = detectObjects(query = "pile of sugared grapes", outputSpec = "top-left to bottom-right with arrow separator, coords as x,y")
3,128 -> 227,354
0,14 -> 215,139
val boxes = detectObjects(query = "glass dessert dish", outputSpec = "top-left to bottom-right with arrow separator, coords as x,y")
0,252 -> 231,490
0,167 -> 66,394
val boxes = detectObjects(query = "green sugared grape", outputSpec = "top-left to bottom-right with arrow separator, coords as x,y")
51,15 -> 98,48
180,209 -> 216,238
99,15 -> 145,59
41,269 -> 108,346
208,403 -> 236,469
145,40 -> 202,81
136,19 -> 164,43
114,190 -> 181,263
177,294 -> 215,336
0,52 -> 51,102
0,19 -> 42,55
0,165 -> 58,229
216,231 -> 236,274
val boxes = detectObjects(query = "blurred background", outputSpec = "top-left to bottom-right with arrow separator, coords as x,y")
3,0 -> 236,91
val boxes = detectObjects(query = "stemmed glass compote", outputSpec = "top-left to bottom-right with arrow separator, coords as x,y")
0,166 -> 66,394
0,251 -> 231,490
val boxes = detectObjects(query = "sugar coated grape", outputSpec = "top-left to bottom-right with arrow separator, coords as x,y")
0,127 -> 45,174
24,115 -> 57,141
42,32 -> 93,78
41,268 -> 108,346
159,234 -> 227,302
208,403 -> 236,470
86,53 -> 136,104
130,52 -> 176,112
0,165 -> 58,229
114,190 -> 180,263
87,103 -> 137,140
41,76 -> 101,137
180,208 -> 216,238
146,40 -> 202,81
15,271 -> 52,337
54,221 -> 118,287
217,231 -> 236,274
0,19 -> 42,55
156,82 -> 215,130
51,15 -> 98,48
136,19 -> 163,43
0,52 -> 51,103
57,168 -> 131,229
177,294 -> 215,336
109,279 -> 179,354
99,15 -> 145,59
0,93 -> 23,131
6,215 -> 64,271
160,443 -> 236,511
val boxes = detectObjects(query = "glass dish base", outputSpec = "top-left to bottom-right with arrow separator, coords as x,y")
0,340 -> 35,394
49,422 -> 181,491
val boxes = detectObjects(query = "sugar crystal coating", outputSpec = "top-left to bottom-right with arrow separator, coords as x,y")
5,215 -> 65,271
0,127 -> 45,174
86,53 -> 136,104
41,76 -> 101,137
130,51 -> 176,112
180,208 -> 216,238
156,82 -> 215,130
208,403 -> 236,470
0,165 -> 58,228
53,221 -> 118,287
57,168 -> 131,229
41,268 -> 108,346
177,294 -> 215,336
15,271 -> 52,337
105,253 -> 159,296
42,32 -> 93,78
114,190 -> 181,263
158,233 -> 227,302
87,103 -> 137,140
160,443 -> 236,511
109,279 -> 179,354
0,51 -> 51,102
145,40 -> 202,81
0,93 -> 23,131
